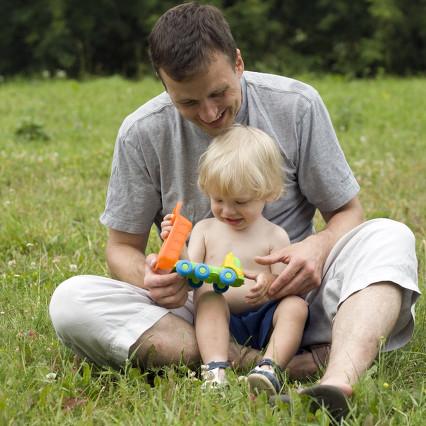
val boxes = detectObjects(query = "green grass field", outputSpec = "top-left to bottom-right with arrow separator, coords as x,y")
0,76 -> 425,425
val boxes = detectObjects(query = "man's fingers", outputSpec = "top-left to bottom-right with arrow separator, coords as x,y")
255,252 -> 289,266
268,262 -> 302,295
155,287 -> 188,309
147,272 -> 183,290
149,278 -> 187,300
270,276 -> 314,298
146,253 -> 158,268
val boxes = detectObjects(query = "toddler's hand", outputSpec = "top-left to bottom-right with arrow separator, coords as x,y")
160,213 -> 174,241
244,271 -> 276,305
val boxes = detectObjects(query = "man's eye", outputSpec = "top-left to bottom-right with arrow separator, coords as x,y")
211,90 -> 226,98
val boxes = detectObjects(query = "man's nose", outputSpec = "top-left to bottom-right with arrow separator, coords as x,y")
198,99 -> 218,123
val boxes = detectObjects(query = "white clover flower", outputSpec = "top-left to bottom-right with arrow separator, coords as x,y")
8,260 -> 16,267
69,264 -> 78,272
45,372 -> 57,382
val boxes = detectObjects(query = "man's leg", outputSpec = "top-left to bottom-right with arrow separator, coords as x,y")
130,312 -> 262,369
319,282 -> 403,395
270,282 -> 403,420
129,313 -> 200,368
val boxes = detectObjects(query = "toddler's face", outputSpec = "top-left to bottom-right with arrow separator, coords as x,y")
209,193 -> 266,230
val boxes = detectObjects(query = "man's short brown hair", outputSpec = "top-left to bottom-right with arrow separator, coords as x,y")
148,2 -> 237,81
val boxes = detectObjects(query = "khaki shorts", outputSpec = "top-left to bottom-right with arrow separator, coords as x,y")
49,219 -> 420,367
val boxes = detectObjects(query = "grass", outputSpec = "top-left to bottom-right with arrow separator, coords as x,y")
0,75 -> 425,425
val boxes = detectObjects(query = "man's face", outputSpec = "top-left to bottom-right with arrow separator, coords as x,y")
159,50 -> 244,137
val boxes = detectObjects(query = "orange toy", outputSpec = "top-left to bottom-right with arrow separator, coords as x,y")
154,202 -> 193,272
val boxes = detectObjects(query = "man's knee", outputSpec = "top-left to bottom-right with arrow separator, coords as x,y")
49,275 -> 93,339
130,313 -> 200,368
372,218 -> 416,249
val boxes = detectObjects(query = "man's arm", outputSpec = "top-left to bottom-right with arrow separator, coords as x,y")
106,228 -> 148,287
256,196 -> 364,298
106,228 -> 189,308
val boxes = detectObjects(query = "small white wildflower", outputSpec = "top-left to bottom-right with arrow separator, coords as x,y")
45,372 -> 57,382
8,260 -> 16,267
30,262 -> 37,268
187,369 -> 196,378
0,311 -> 5,315
69,264 -> 78,272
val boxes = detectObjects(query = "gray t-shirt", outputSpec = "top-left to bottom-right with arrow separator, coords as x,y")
100,71 -> 359,242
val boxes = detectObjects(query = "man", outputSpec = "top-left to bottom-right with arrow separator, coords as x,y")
50,2 -> 419,419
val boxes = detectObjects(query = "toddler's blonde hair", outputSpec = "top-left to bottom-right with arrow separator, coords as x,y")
198,125 -> 284,201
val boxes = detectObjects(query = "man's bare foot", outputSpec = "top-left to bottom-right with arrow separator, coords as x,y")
319,379 -> 353,397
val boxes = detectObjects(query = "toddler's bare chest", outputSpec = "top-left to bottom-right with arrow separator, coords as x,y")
204,236 -> 271,270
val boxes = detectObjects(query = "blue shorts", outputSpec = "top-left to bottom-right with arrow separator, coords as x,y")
229,301 -> 279,350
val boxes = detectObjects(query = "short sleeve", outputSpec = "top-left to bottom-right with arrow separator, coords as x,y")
99,129 -> 161,235
297,92 -> 359,212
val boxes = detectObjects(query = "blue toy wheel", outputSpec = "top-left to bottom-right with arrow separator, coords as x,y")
213,282 -> 228,293
176,260 -> 193,277
188,277 -> 204,289
194,263 -> 210,280
219,268 -> 237,286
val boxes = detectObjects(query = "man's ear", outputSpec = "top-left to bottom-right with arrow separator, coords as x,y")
235,48 -> 244,76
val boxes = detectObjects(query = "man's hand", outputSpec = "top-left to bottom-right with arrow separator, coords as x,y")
244,271 -> 276,305
255,233 -> 331,298
144,253 -> 190,309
